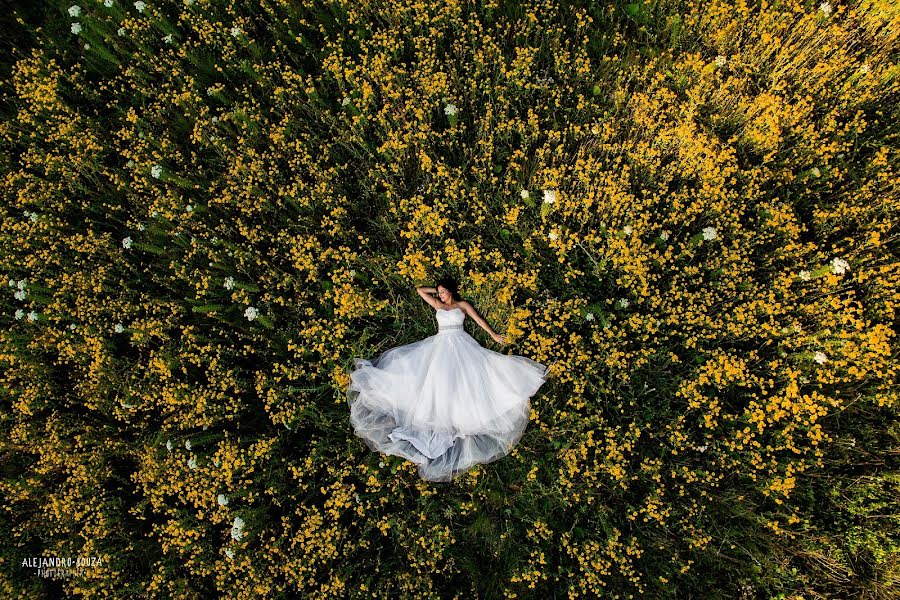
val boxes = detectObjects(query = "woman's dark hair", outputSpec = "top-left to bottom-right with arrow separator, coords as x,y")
435,275 -> 462,301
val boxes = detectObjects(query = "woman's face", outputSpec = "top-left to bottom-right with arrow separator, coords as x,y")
437,286 -> 450,303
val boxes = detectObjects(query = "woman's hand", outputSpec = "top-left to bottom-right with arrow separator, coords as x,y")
491,332 -> 508,344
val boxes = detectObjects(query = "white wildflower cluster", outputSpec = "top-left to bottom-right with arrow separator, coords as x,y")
187,457 -> 198,470
519,189 -> 530,199
814,351 -> 829,364
443,102 -> 458,116
11,279 -> 27,301
114,323 -> 124,333
150,165 -> 162,178
702,226 -> 718,241
231,516 -> 245,541
543,189 -> 556,204
244,306 -> 258,321
831,257 -> 850,275
819,2 -> 832,16
714,55 -> 727,67
224,276 -> 235,290
217,494 -> 229,506
122,236 -> 132,249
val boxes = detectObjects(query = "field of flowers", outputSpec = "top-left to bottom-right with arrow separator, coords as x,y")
1,0 -> 898,597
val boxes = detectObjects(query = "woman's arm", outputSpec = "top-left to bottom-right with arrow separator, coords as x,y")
460,301 -> 507,343
416,286 -> 441,310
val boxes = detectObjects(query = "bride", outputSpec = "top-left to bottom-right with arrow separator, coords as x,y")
346,276 -> 549,482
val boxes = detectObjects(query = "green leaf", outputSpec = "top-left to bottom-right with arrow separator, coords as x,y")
624,3 -> 642,18
192,304 -> 224,313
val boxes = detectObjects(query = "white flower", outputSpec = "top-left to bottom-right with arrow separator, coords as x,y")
225,548 -> 234,559
69,323 -> 76,330
378,461 -> 385,468
7,279 -> 14,287
136,222 -> 145,231
231,26 -> 242,37
150,165 -> 162,178
185,439 -> 192,450
860,63 -> 870,74
819,1 -> 832,15
617,298 -> 630,309
68,5 -> 82,17
542,189 -> 556,204
104,0 -> 114,7
14,290 -> 26,301
17,280 -> 27,290
187,456 -> 197,470
118,26 -> 126,36
122,401 -> 134,408
166,440 -> 172,451
341,96 -> 351,106
831,257 -> 850,275
134,1 -> 146,12
798,270 -> 811,281
163,34 -> 173,44
84,43 -> 90,50
811,166 -> 821,177
547,231 -> 558,240
714,55 -> 727,67
14,309 -> 24,320
660,231 -> 669,241
814,351 -> 829,364
244,306 -> 258,321
211,116 -> 219,123
443,102 -> 458,116
71,22 -> 82,34
114,323 -> 124,333
224,277 -> 235,290
122,236 -> 132,249
231,516 -> 245,540
217,494 -> 229,506
696,445 -> 708,452
585,312 -> 595,321
186,204 -> 193,212
623,225 -> 632,235
702,226 -> 718,240
519,189 -> 530,199
27,311 -> 38,322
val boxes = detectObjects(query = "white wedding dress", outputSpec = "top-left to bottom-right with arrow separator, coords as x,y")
347,306 -> 549,482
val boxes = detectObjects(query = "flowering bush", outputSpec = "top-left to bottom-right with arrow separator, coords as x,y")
0,0 -> 897,597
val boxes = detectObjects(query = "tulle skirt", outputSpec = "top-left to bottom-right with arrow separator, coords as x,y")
347,329 -> 548,482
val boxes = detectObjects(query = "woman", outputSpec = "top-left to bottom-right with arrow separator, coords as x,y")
346,275 -> 549,482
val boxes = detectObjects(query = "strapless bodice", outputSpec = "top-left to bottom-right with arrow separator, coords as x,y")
436,307 -> 465,332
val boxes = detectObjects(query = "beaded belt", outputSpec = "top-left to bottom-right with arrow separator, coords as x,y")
437,324 -> 463,332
